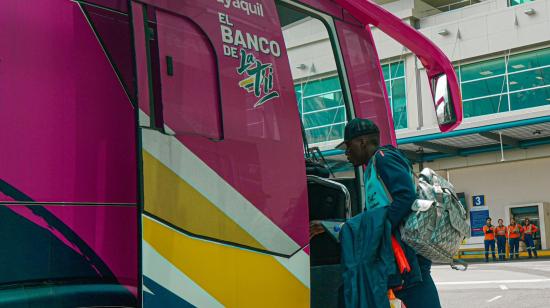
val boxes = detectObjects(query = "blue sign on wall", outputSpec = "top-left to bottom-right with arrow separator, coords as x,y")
470,209 -> 489,237
472,195 -> 485,206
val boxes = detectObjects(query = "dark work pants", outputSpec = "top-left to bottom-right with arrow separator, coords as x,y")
484,239 -> 496,260
496,236 -> 506,260
509,238 -> 520,258
395,256 -> 441,308
525,234 -> 538,257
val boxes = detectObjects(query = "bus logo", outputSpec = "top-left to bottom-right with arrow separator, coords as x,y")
237,49 -> 280,108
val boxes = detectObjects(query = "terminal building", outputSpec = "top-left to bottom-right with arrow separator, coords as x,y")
282,0 -> 550,252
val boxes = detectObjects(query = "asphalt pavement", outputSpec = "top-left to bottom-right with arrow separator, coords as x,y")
432,259 -> 550,307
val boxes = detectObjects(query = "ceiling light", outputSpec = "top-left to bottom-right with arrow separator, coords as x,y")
438,29 -> 450,36
546,98 -> 550,102
536,76 -> 543,80
512,64 -> 525,69
479,70 -> 493,76
533,130 -> 542,135
509,81 -> 518,85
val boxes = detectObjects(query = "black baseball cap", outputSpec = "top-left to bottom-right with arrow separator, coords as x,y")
335,118 -> 379,150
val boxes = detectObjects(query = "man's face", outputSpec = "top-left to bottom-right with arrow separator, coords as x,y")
345,135 -> 377,166
486,218 -> 492,225
511,219 -> 516,225
498,220 -> 503,226
525,219 -> 530,225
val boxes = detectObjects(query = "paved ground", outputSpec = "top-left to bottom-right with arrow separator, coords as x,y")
432,259 -> 550,307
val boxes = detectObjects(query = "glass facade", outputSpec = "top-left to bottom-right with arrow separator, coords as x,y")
294,77 -> 346,144
382,61 -> 408,130
508,0 -> 535,6
293,61 -> 407,144
457,47 -> 550,118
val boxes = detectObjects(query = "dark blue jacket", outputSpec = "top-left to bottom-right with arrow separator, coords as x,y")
340,207 -> 395,308
340,146 -> 427,307
375,146 -> 432,282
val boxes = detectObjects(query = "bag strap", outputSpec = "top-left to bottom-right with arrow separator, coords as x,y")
370,148 -> 415,204
369,152 -> 393,204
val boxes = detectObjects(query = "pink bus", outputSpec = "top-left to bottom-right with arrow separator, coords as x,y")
0,0 -> 461,306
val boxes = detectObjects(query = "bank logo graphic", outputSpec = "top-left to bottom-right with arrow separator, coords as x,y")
237,49 -> 280,108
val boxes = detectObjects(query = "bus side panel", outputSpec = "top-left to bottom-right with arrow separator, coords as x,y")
0,204 -> 137,293
135,0 -> 311,306
0,2 -> 137,204
0,0 -> 138,300
138,0 -> 309,255
142,215 -> 310,308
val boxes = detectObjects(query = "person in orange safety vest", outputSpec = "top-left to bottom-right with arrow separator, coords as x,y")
483,217 -> 497,262
508,218 -> 523,259
495,219 -> 507,261
523,218 -> 538,258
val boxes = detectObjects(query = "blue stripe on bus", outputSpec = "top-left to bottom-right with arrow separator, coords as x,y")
143,275 -> 195,308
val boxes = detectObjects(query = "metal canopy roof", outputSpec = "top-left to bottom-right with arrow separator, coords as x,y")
397,117 -> 550,162
321,116 -> 550,163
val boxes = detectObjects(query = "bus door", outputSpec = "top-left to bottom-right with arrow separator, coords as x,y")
276,1 -> 463,307
275,2 -> 388,306
131,0 -> 311,306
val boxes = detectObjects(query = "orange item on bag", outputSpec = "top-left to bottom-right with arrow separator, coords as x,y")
392,235 -> 411,274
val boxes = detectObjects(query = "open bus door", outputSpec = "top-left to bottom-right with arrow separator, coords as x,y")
276,1 -> 462,307
132,0 -> 461,307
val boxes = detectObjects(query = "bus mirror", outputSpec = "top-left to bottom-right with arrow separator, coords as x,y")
432,74 -> 456,126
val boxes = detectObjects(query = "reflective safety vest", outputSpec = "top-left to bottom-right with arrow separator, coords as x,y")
508,224 -> 522,239
495,226 -> 507,237
524,224 -> 538,235
483,225 -> 495,240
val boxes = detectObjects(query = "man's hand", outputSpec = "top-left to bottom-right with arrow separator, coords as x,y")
309,220 -> 325,240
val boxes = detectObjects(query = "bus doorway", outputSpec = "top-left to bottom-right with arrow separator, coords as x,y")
275,2 -> 365,307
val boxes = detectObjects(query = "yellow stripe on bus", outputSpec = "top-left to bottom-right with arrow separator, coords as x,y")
143,216 -> 310,308
143,151 -> 263,249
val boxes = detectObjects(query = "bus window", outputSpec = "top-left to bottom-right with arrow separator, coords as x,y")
334,19 -> 396,146
277,3 -> 349,151
155,10 -> 223,140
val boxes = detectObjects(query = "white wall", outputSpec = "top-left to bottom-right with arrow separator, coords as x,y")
421,145 -> 550,244
418,0 -> 550,62
284,0 -> 550,138
374,0 -> 550,137
435,155 -> 550,212
411,146 -> 550,247
283,18 -> 337,81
